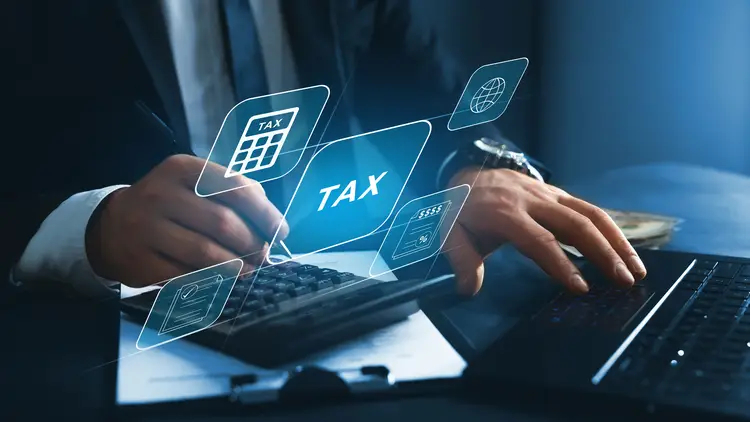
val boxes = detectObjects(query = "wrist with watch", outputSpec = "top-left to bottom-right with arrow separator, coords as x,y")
440,137 -> 547,188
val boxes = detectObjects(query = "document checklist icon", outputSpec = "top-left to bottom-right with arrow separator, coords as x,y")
225,107 -> 299,178
158,274 -> 223,335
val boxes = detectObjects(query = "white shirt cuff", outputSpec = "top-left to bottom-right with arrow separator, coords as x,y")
12,185 -> 129,297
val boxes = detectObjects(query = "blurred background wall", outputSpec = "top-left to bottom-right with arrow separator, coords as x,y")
409,0 -> 541,154
412,0 -> 750,183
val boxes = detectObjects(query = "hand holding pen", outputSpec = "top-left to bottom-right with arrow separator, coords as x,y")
85,154 -> 290,288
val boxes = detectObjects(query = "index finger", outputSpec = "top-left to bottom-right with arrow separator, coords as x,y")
505,213 -> 590,294
202,161 -> 290,241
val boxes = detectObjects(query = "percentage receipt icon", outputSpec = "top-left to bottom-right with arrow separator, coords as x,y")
392,201 -> 451,260
225,107 -> 299,178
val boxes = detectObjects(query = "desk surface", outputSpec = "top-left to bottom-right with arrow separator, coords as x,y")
5,163 -> 750,420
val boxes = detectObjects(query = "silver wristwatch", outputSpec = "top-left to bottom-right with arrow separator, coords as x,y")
461,137 -> 545,182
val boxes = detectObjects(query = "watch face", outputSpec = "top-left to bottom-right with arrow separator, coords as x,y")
473,138 -> 505,155
480,137 -> 504,148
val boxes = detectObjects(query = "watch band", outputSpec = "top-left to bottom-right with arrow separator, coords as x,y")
437,138 -> 545,189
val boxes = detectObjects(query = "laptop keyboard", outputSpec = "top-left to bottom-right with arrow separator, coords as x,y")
607,260 -> 750,403
535,260 -> 750,404
536,282 -> 653,331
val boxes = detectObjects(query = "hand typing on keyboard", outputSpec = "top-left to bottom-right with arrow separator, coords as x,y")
86,155 -> 289,287
444,168 -> 648,295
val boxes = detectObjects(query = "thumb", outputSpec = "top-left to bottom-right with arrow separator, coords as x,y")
443,225 -> 485,296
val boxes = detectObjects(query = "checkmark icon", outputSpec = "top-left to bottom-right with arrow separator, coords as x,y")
181,285 -> 198,300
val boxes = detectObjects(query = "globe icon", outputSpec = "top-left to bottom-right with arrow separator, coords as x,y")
470,77 -> 506,114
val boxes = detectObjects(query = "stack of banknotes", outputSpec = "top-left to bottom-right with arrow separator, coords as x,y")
560,209 -> 682,258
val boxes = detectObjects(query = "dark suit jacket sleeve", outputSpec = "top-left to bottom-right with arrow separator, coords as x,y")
346,0 -> 507,199
0,3 -> 72,286
0,0 -> 176,290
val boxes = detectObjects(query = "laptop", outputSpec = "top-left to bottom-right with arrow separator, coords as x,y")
463,248 -> 750,420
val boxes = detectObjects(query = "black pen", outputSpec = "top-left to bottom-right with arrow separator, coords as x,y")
135,100 -> 293,261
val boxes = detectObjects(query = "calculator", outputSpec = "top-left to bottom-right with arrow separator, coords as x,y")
225,107 -> 299,178
121,260 -> 458,367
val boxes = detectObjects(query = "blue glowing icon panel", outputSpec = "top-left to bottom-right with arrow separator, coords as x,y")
136,259 -> 243,351
158,274 -> 224,335
196,85 -> 329,198
447,57 -> 528,132
225,107 -> 299,178
269,120 -> 432,261
392,201 -> 451,260
370,185 -> 470,277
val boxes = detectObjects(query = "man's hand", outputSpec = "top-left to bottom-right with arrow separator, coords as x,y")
85,154 -> 288,288
444,167 -> 647,296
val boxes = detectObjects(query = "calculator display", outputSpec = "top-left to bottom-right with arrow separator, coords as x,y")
225,107 -> 299,178
391,201 -> 452,260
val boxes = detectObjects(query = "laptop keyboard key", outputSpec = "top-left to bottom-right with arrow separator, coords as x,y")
680,281 -> 704,291
703,285 -> 726,295
708,277 -> 731,286
714,262 -> 742,279
727,291 -> 750,300
715,306 -> 739,316
730,284 -> 750,292
695,260 -> 718,270
683,274 -> 707,283
690,268 -> 712,277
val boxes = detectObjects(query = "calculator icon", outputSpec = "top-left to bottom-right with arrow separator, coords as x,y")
224,107 -> 299,178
